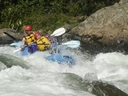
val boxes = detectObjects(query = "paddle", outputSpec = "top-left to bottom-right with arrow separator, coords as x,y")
13,44 -> 29,53
62,40 -> 80,48
51,27 -> 66,36
13,48 -> 22,53
13,40 -> 80,53
10,41 -> 22,47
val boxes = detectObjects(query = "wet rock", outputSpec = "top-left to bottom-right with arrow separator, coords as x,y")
63,0 -> 128,53
61,73 -> 128,96
0,28 -> 22,44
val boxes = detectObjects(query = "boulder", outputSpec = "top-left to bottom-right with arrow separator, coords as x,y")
0,28 -> 22,44
64,0 -> 128,53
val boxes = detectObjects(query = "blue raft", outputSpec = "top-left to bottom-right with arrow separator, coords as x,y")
46,54 -> 75,65
10,42 -> 75,65
20,43 -> 37,56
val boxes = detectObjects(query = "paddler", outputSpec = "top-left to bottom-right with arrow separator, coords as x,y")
21,25 -> 37,53
34,31 -> 51,51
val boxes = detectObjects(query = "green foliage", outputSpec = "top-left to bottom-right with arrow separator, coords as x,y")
0,0 -> 120,32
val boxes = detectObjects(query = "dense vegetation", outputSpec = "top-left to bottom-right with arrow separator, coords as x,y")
0,0 -> 120,33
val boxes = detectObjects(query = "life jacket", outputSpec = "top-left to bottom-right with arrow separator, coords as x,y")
36,36 -> 51,51
25,33 -> 36,44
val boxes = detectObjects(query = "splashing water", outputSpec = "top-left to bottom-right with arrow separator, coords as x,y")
0,45 -> 128,96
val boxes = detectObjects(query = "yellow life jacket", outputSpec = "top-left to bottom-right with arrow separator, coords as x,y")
36,36 -> 51,51
25,33 -> 36,44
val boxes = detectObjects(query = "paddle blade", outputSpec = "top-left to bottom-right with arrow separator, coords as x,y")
51,27 -> 66,36
62,40 -> 80,48
13,48 -> 21,53
10,41 -> 22,47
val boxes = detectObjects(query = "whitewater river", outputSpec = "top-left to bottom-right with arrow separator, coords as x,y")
0,45 -> 128,96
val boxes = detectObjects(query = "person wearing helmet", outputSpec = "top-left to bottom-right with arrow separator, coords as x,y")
34,32 -> 51,51
21,25 -> 37,53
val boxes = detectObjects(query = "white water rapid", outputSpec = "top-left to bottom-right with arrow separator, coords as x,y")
0,45 -> 128,96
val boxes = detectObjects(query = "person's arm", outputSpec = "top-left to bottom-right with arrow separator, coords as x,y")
21,37 -> 26,49
22,37 -> 25,45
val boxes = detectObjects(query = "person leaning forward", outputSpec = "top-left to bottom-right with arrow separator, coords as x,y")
21,25 -> 37,53
34,32 -> 51,51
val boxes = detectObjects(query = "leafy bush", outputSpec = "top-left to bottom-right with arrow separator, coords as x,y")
0,0 -> 120,33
